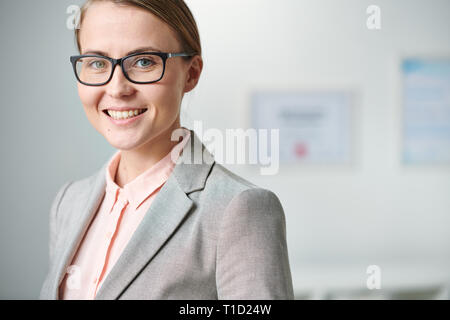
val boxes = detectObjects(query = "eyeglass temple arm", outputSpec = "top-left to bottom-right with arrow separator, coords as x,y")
167,52 -> 196,58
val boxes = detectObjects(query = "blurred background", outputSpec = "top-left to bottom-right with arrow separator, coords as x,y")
0,0 -> 449,299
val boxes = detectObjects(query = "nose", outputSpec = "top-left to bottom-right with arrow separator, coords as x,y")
105,64 -> 136,98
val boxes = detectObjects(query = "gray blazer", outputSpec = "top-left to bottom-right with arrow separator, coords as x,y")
39,129 -> 294,300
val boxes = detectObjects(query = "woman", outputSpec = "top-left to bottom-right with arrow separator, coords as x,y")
40,0 -> 294,300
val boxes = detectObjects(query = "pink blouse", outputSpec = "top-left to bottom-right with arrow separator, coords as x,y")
59,128 -> 191,299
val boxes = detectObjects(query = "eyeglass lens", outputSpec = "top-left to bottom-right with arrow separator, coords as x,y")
74,54 -> 164,85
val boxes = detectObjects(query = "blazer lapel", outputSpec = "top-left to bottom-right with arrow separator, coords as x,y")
93,175 -> 193,300
94,129 -> 215,299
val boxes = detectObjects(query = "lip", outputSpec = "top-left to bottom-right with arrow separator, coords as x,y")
103,109 -> 147,126
102,107 -> 146,112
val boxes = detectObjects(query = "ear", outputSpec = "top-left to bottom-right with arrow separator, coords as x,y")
183,56 -> 203,93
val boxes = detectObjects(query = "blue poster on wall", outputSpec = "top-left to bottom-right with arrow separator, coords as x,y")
402,58 -> 450,165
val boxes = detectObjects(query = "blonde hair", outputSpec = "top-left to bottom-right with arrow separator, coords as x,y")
74,0 -> 202,58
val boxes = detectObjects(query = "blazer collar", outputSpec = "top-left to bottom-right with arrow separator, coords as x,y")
52,128 -> 215,300
171,127 -> 215,194
104,127 -> 191,211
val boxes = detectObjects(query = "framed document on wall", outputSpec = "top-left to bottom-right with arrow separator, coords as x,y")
251,90 -> 355,165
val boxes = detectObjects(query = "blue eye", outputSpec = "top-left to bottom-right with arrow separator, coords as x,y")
87,59 -> 107,69
135,58 -> 154,68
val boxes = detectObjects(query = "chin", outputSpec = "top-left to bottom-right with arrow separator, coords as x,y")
106,136 -> 143,151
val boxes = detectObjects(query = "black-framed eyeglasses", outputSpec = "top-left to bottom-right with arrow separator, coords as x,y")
69,51 -> 195,86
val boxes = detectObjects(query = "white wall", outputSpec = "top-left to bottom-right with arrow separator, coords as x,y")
1,0 -> 448,299
183,0 -> 450,294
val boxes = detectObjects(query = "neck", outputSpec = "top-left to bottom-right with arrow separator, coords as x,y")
115,119 -> 183,188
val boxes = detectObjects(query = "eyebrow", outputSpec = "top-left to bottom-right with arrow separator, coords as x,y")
82,46 -> 163,56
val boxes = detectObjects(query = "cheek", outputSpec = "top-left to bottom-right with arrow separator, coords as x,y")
142,74 -> 184,114
142,85 -> 181,124
156,70 -> 185,107
77,84 -> 102,112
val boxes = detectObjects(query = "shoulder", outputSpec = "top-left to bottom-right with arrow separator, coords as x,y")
53,164 -> 105,216
199,162 -> 285,222
63,161 -> 107,197
58,172 -> 96,202
207,165 -> 292,299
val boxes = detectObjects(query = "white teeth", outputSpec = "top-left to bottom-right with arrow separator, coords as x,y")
107,109 -> 146,120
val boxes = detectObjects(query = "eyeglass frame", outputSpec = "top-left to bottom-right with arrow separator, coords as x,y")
69,51 -> 196,86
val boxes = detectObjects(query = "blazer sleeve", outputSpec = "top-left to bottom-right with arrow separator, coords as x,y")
47,182 -> 72,269
40,181 -> 73,299
216,188 -> 295,299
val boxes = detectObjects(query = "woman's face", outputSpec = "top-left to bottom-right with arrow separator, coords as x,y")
77,1 -> 200,151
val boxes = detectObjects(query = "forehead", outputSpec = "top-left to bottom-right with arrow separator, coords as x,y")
79,1 -> 181,55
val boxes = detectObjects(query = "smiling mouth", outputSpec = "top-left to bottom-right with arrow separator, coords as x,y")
103,108 -> 148,120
